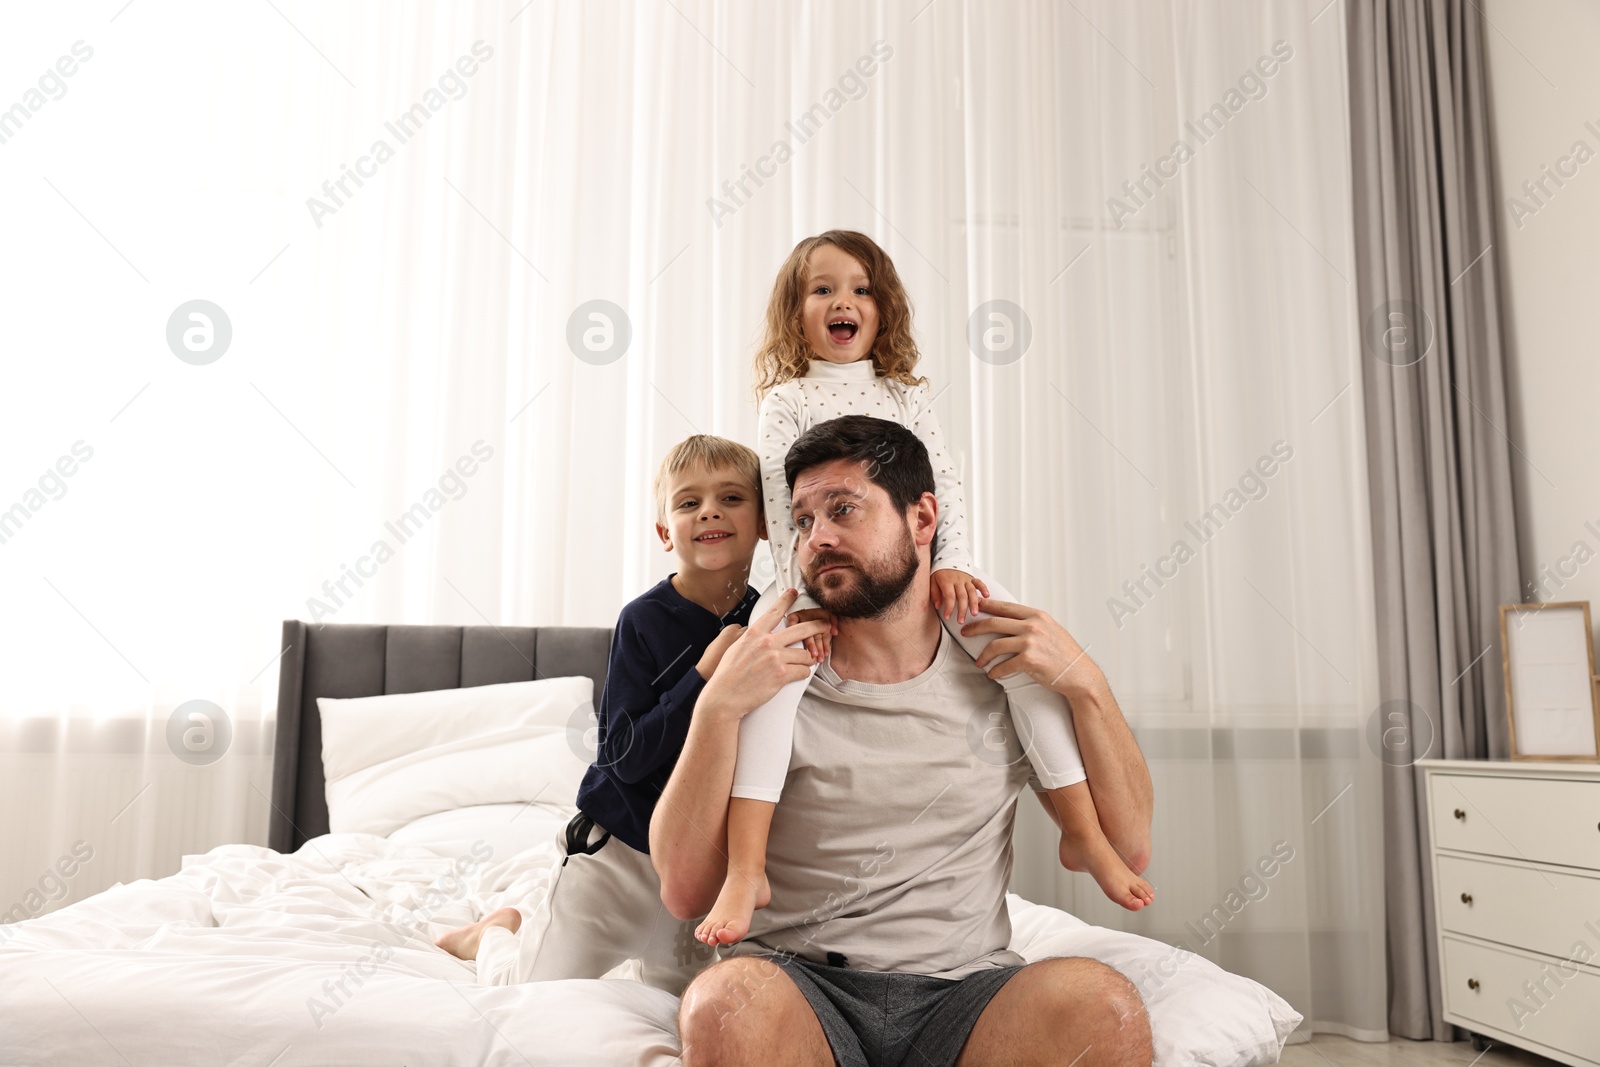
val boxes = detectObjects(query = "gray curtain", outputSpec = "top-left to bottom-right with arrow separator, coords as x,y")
1345,0 -> 1522,1042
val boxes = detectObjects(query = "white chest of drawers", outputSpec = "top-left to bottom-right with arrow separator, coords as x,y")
1419,760 -> 1600,1065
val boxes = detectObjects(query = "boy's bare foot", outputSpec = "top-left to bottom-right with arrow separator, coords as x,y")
1060,836 -> 1155,912
435,906 -> 522,960
694,870 -> 771,946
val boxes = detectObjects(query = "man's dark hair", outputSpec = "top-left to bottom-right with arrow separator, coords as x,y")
784,415 -> 935,513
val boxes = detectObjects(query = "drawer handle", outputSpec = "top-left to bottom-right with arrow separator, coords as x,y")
1460,892 -> 1473,905
1454,808 -> 1466,821
1467,978 -> 1480,991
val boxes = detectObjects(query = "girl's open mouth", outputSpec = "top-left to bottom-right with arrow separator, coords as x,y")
827,319 -> 858,344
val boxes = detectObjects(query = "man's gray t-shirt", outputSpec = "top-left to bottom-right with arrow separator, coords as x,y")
733,624 -> 1035,980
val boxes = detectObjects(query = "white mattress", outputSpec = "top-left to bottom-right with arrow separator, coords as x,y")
0,812 -> 1299,1065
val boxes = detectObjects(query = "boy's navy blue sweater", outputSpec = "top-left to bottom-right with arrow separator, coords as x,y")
575,575 -> 763,854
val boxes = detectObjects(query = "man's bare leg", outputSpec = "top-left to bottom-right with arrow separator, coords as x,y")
677,957 -> 833,1067
956,957 -> 1152,1067
434,907 -> 521,961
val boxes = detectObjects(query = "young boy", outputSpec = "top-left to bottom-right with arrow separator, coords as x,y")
434,435 -> 768,995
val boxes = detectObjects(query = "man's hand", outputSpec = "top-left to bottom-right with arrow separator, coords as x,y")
784,607 -> 837,663
653,589 -> 829,918
694,623 -> 745,681
699,588 -> 830,722
959,598 -> 1103,700
931,567 -> 990,624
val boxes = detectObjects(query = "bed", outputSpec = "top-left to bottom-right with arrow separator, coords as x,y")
0,620 -> 1302,1065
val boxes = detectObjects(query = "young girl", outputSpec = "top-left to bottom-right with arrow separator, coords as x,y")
695,230 -> 1153,948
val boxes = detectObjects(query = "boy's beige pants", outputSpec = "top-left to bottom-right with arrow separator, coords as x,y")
474,814 -> 716,996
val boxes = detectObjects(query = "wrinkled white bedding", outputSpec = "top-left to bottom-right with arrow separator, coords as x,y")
0,832 -> 1300,1065
1,834 -> 684,1067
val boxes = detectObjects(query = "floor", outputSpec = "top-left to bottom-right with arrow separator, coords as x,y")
1279,1034 -> 1571,1067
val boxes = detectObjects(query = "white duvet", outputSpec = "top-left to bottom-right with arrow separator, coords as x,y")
0,832 -> 1299,1066
1,834 -> 684,1067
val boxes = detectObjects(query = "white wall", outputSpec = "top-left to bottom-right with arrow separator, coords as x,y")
1482,1 -> 1600,617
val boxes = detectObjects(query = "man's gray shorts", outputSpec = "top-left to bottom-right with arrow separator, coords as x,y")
763,952 -> 1024,1067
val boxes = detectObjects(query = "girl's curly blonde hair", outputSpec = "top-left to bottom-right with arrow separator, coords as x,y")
752,230 -> 926,399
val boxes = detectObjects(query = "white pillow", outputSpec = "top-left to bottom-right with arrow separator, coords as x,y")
1006,895 -> 1302,1066
387,801 -> 573,859
318,677 -> 594,837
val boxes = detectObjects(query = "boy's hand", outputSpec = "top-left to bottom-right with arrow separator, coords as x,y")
694,623 -> 745,681
784,607 -> 837,663
930,568 -> 990,624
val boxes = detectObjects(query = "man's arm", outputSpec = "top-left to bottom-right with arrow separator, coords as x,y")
964,600 -> 1153,873
651,685 -> 741,920
1061,672 -> 1152,872
651,589 -> 827,920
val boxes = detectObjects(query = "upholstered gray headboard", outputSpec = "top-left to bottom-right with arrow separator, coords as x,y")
269,620 -> 613,853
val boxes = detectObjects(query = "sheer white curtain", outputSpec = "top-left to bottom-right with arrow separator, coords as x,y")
0,0 -> 1382,1036
885,2 -> 1383,1039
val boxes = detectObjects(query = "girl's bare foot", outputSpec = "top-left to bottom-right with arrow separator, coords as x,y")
435,907 -> 522,960
694,871 -> 771,946
1046,783 -> 1154,912
1060,836 -> 1155,912
1096,866 -> 1155,912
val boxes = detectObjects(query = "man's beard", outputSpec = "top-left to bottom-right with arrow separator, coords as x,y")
801,526 -> 919,619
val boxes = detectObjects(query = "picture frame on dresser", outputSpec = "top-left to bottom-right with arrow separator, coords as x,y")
1499,600 -> 1600,761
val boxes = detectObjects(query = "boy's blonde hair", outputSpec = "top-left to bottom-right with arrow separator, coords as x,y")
653,435 -> 763,523
752,229 -> 927,399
